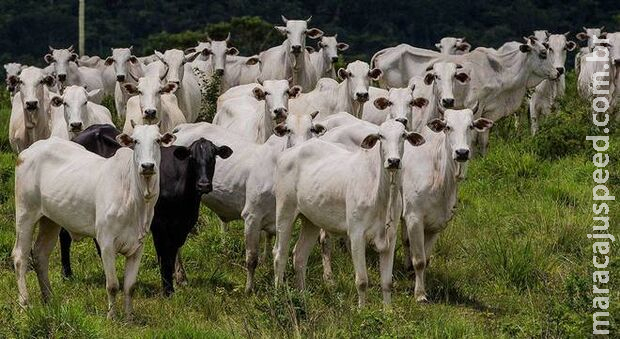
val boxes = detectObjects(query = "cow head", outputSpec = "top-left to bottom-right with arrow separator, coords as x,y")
373,85 -> 428,131
172,138 -> 232,195
154,49 -> 201,86
318,35 -> 349,64
428,104 -> 492,162
15,66 -> 55,128
116,124 -> 176,199
605,32 -> 620,66
360,120 -> 425,170
252,79 -> 301,122
276,16 -> 324,66
273,111 -> 326,147
543,34 -> 576,77
532,30 -> 551,43
45,46 -> 78,83
424,62 -> 470,109
50,85 -> 101,134
105,47 -> 140,83
123,76 -> 178,124
435,37 -> 471,55
197,34 -> 239,76
338,60 -> 382,104
185,41 -> 212,61
519,36 -> 560,81
576,27 -> 606,50
4,63 -> 25,93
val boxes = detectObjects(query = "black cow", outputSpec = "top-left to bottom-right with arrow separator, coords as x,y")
61,124 -> 232,295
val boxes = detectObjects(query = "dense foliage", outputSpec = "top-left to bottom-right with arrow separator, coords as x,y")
0,0 -> 618,68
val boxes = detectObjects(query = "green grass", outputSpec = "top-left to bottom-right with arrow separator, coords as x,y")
0,73 -> 618,338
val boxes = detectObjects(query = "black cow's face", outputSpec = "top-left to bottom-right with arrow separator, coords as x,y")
185,138 -> 232,195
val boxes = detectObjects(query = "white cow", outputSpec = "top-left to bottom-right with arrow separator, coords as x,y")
48,85 -> 113,139
8,67 -> 55,152
105,47 -> 144,119
4,62 -> 26,97
309,35 -> 349,79
288,60 -> 382,119
575,27 -> 606,77
258,16 -> 323,92
371,44 -> 442,88
529,33 -> 576,134
13,125 -> 175,319
361,85 -> 429,130
401,107 -> 492,302
173,112 -> 325,292
44,46 -> 106,103
122,76 -> 186,134
606,32 -> 620,112
273,120 -> 425,307
214,80 -> 301,143
76,55 -> 116,97
436,37 -> 471,55
153,49 -> 202,122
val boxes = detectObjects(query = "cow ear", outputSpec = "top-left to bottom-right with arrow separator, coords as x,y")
435,43 -> 442,50
406,132 -> 425,147
576,32 -> 587,41
519,44 -> 532,53
412,97 -> 428,108
217,145 -> 233,159
253,87 -> 266,100
427,118 -> 447,132
307,28 -> 324,39
185,51 -> 201,63
161,82 -> 178,94
360,134 -> 380,149
129,56 -> 139,64
368,68 -> 383,80
310,111 -> 319,119
184,47 -> 197,55
44,54 -> 54,64
69,53 -> 78,62
373,97 -> 390,110
226,47 -> 239,56
173,146 -> 191,160
305,46 -> 316,54
246,56 -> 260,65
337,42 -> 349,51
565,41 -> 577,51
116,133 -> 135,147
87,89 -> 101,100
42,75 -> 55,87
455,72 -> 470,83
337,68 -> 349,80
273,123 -> 289,136
424,73 -> 435,85
159,133 -> 176,147
311,123 -> 326,136
104,57 -> 115,66
50,96 -> 64,107
7,75 -> 18,86
288,85 -> 302,98
457,42 -> 471,51
154,50 -> 165,61
472,118 -> 494,132
123,83 -> 139,95
275,26 -> 287,36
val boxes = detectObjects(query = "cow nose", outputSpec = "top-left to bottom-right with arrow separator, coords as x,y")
70,122 -> 83,131
273,107 -> 288,119
395,118 -> 408,126
215,69 -> 224,76
556,67 -> 565,75
25,101 -> 38,110
196,181 -> 213,193
141,163 -> 155,173
144,109 -> 157,119
387,158 -> 401,169
291,45 -> 302,54
455,149 -> 470,162
116,75 -> 126,82
614,58 -> 620,66
355,92 -> 369,102
58,74 -> 66,82
442,98 -> 455,108
331,56 -> 339,63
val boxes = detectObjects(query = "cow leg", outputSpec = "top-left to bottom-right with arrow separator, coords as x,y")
261,231 -> 274,264
152,231 -> 176,296
219,219 -> 228,233
379,229 -> 397,307
349,232 -> 368,308
478,130 -> 490,156
13,208 -> 39,308
59,228 -> 73,278
273,202 -> 298,289
123,245 -> 144,321
529,102 -> 539,135
424,232 -> 440,269
99,241 -> 119,320
174,248 -> 188,286
292,218 -> 320,290
400,218 -> 413,273
243,215 -> 262,294
33,217 -> 61,303
406,217 -> 428,302
319,229 -> 334,284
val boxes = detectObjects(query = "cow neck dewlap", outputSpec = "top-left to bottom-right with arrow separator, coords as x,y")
123,150 -> 159,241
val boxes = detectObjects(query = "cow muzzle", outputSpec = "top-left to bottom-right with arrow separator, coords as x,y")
386,158 -> 401,170
25,100 -> 38,111
615,59 -> 620,66
273,108 -> 288,121
143,109 -> 157,121
196,181 -> 213,194
442,98 -> 455,108
140,162 -> 156,176
355,92 -> 369,102
116,75 -> 126,82
215,69 -> 224,76
58,74 -> 67,82
291,45 -> 302,54
69,122 -> 83,132
556,67 -> 565,76
331,56 -> 339,63
454,149 -> 470,162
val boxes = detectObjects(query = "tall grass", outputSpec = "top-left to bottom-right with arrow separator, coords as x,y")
0,73 -> 617,337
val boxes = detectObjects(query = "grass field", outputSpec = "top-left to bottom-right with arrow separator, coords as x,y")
0,73 -> 618,338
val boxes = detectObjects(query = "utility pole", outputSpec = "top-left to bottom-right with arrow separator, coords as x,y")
79,0 -> 85,56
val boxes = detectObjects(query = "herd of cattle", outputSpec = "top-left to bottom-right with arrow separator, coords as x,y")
4,16 -> 619,319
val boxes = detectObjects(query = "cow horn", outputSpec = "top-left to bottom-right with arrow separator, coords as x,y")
563,31 -> 571,37
205,34 -> 212,42
67,45 -> 74,52
334,33 -> 338,39
460,37 -> 467,42
281,15 -> 289,24
225,33 -> 231,43
600,26 -> 605,32
129,45 -> 134,51
469,101 -> 480,115
49,46 -> 55,52
582,26 -> 588,32
160,65 -> 169,81
129,70 -> 140,82
306,16 -> 312,23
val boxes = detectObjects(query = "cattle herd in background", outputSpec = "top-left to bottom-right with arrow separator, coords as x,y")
3,15 -> 618,319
